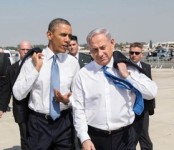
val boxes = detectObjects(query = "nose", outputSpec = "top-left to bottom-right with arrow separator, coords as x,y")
24,49 -> 29,54
98,49 -> 103,56
65,34 -> 71,42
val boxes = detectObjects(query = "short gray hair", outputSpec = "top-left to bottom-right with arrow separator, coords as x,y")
86,28 -> 112,47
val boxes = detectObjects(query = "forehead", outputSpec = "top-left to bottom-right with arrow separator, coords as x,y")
20,43 -> 30,48
70,40 -> 77,44
54,23 -> 72,33
90,34 -> 109,47
130,47 -> 142,52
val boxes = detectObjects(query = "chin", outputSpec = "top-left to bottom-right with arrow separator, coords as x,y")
59,49 -> 67,53
98,60 -> 109,66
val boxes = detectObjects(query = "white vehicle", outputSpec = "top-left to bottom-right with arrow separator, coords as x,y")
3,50 -> 19,64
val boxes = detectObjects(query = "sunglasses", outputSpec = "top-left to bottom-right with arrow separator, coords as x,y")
129,51 -> 141,55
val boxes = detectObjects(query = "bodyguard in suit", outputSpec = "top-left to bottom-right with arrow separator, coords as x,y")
3,41 -> 31,150
69,35 -> 92,68
0,51 -> 11,117
129,42 -> 155,150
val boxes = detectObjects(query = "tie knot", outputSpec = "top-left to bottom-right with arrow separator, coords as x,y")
53,55 -> 57,63
102,65 -> 108,71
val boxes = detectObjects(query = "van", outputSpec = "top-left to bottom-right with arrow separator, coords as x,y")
3,50 -> 14,64
3,50 -> 19,64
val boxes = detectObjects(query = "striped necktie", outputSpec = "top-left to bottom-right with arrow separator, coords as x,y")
102,66 -> 144,115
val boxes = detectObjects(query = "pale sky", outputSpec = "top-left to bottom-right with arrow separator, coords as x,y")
0,0 -> 174,46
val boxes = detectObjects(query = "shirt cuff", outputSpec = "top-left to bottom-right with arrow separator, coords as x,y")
79,132 -> 91,144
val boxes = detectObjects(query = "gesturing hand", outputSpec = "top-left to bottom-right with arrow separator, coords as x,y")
54,89 -> 71,105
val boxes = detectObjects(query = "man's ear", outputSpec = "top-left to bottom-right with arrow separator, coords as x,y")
111,39 -> 115,49
140,52 -> 143,59
111,38 -> 115,45
47,31 -> 52,40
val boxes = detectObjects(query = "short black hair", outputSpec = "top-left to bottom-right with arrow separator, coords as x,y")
71,35 -> 78,42
48,18 -> 71,32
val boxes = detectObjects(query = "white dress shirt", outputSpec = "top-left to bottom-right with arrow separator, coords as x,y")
75,52 -> 79,60
72,57 -> 157,143
13,47 -> 80,114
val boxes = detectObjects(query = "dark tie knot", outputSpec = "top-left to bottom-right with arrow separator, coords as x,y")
102,65 -> 108,71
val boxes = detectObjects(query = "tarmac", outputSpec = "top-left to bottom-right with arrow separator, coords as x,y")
0,68 -> 174,150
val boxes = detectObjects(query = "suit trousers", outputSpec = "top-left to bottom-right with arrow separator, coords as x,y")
18,122 -> 29,150
28,109 -> 75,150
88,125 -> 136,150
133,110 -> 153,150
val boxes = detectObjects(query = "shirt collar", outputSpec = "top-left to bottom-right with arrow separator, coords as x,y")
44,47 -> 68,62
75,52 -> 79,60
94,56 -> 114,71
137,61 -> 142,68
130,59 -> 141,67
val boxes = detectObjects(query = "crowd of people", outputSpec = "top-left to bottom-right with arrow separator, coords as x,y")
0,18 -> 157,150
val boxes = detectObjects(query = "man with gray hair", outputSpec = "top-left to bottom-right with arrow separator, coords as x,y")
72,28 -> 157,150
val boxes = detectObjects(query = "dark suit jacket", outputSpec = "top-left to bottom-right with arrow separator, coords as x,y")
140,62 -> 155,115
6,61 -> 29,123
0,53 -> 11,111
0,53 -> 11,76
78,53 -> 93,68
0,76 -> 11,111
112,51 -> 155,115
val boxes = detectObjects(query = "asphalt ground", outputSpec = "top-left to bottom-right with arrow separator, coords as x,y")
0,68 -> 174,150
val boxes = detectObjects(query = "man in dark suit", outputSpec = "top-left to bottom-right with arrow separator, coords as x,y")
69,35 -> 92,68
0,41 -> 31,150
129,42 -> 155,150
0,49 -> 11,117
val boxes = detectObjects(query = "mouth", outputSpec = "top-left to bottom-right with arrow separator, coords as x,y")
63,45 -> 69,49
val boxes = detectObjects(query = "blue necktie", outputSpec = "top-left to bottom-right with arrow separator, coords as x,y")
50,55 -> 60,120
102,66 -> 144,115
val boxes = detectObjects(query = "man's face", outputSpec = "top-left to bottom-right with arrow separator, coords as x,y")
69,40 -> 79,56
129,47 -> 143,63
19,42 -> 31,59
47,23 -> 72,53
89,34 -> 115,66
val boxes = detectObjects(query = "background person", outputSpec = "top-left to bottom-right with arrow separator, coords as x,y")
129,42 -> 155,150
69,35 -> 92,68
69,35 -> 93,149
13,18 -> 79,150
0,48 -> 11,117
72,28 -> 157,150
1,41 -> 31,150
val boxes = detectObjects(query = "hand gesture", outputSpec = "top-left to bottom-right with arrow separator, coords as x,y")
117,62 -> 130,78
32,52 -> 43,72
54,89 -> 71,105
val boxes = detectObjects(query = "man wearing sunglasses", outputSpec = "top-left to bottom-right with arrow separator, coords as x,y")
129,42 -> 155,150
